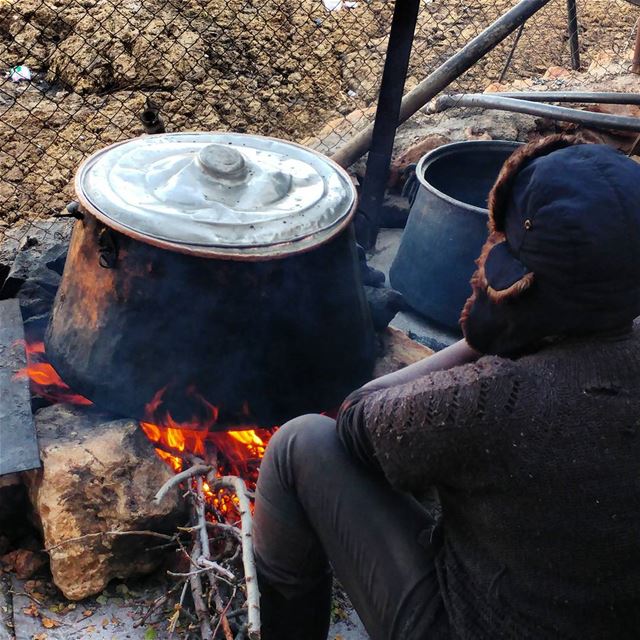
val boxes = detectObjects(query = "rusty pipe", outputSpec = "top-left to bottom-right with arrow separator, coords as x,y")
330,0 -> 554,168
430,93 -> 640,132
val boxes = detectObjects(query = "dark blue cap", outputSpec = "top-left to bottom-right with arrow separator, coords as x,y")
485,144 -> 640,324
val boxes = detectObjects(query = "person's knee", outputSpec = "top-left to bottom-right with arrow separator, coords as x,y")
261,414 -> 336,488
267,413 -> 335,457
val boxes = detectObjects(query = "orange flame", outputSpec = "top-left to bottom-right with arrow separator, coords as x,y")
14,341 -> 93,406
140,387 -> 275,515
17,339 -> 277,520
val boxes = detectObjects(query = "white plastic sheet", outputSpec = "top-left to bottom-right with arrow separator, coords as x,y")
322,0 -> 358,11
7,65 -> 31,82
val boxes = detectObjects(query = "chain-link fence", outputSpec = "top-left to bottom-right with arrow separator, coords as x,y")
0,0 -> 638,241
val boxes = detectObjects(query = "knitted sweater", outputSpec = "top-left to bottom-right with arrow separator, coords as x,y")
338,326 -> 640,639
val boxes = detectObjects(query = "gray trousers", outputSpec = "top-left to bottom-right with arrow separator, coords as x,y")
253,414 -> 450,640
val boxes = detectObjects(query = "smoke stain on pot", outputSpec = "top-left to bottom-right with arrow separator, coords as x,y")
45,134 -> 375,425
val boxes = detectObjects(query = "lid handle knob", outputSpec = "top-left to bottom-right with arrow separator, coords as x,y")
197,144 -> 248,182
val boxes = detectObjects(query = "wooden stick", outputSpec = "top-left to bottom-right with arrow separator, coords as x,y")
193,470 -> 245,640
197,556 -> 236,582
195,476 -> 212,556
148,454 -> 257,638
168,581 -> 190,639
214,477 -> 261,640
212,584 -> 236,640
206,522 -> 242,540
45,530 -> 176,552
155,464 -> 213,503
134,579 -> 187,629
224,608 -> 246,621
13,591 -> 44,607
167,566 -> 234,583
190,534 -> 214,639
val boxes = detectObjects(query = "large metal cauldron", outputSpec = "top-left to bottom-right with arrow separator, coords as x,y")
45,133 -> 375,426
390,140 -> 521,329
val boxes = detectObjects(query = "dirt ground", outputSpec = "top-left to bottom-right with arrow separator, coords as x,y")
0,0 -> 638,226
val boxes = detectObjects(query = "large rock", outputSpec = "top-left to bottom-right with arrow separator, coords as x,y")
24,404 -> 185,600
0,219 -> 73,296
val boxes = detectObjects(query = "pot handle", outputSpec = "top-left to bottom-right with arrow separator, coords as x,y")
400,164 -> 420,208
98,226 -> 119,269
53,201 -> 85,220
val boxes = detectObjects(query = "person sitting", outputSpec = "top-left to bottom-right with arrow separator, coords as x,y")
253,134 -> 640,640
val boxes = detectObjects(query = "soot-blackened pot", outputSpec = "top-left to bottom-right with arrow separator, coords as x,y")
45,133 -> 375,426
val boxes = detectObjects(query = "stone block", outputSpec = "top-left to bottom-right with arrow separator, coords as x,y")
24,404 -> 186,600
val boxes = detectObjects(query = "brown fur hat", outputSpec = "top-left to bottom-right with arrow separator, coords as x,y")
460,134 -> 640,356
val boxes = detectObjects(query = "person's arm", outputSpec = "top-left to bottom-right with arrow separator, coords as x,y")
340,338 -> 480,414
338,355 -> 521,491
360,338 -> 480,394
336,339 -> 480,473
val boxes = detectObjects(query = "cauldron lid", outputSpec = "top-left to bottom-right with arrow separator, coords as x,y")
75,132 -> 356,258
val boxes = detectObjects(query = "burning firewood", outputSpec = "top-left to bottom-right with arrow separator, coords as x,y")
17,334 -> 268,638
153,450 -> 261,640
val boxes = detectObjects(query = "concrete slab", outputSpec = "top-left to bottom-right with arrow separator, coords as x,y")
0,576 -> 14,640
330,613 -> 369,640
366,228 -> 399,284
389,309 -> 462,352
330,585 -> 369,640
0,299 -> 41,476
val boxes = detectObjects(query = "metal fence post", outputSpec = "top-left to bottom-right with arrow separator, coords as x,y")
355,0 -> 421,249
331,0 -> 555,170
632,20 -> 640,75
566,0 -> 581,70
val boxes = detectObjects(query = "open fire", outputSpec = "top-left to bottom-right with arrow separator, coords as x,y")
13,335 -> 269,635
15,339 -> 276,515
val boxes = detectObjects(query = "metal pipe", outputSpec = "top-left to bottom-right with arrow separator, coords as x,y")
140,110 -> 165,134
357,0 -> 421,248
430,93 -> 640,132
479,91 -> 640,105
566,0 -> 581,71
498,23 -> 525,83
330,0 -> 554,168
140,99 -> 165,134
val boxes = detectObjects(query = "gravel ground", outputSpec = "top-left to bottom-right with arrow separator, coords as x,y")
3,575 -> 370,639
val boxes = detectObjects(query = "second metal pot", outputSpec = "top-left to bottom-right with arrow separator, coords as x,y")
390,140 -> 521,329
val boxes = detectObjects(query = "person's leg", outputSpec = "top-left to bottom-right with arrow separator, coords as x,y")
254,414 -> 448,640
